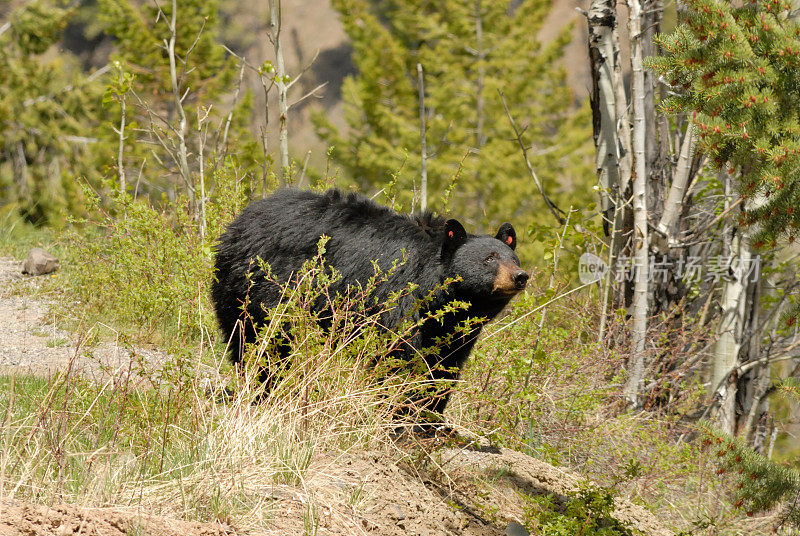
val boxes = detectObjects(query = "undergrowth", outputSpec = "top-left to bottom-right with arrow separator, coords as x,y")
450,286 -> 742,532
0,172 -> 759,534
523,485 -> 643,536
61,163 -> 251,350
0,239 -> 461,529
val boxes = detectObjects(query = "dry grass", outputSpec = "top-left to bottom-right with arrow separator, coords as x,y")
0,257 -> 451,530
0,242 -> 773,534
0,348 -> 408,529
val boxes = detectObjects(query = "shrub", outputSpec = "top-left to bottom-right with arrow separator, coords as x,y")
64,162 -> 250,349
523,485 -> 642,536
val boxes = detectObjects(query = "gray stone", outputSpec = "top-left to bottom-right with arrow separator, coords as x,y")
389,504 -> 405,521
506,521 -> 530,536
21,248 -> 59,276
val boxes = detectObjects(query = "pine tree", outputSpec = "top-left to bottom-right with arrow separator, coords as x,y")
647,0 -> 800,249
703,423 -> 800,527
313,0 -> 592,226
0,0 -> 104,225
649,0 -> 800,432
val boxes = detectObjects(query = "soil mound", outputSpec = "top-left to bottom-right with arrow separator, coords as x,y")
0,500 -> 235,536
0,256 -> 673,536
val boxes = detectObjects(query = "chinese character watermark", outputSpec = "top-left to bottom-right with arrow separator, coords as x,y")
578,254 -> 761,284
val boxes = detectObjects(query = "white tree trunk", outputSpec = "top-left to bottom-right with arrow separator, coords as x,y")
269,0 -> 289,184
657,122 -> 695,242
588,0 -> 624,341
117,92 -> 127,192
167,0 -> 194,208
624,0 -> 649,406
612,22 -> 632,205
417,63 -> 427,212
713,233 -> 753,435
588,0 -> 621,229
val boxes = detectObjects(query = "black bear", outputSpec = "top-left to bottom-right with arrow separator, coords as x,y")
211,188 -> 528,416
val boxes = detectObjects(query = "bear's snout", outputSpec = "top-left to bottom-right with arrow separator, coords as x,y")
514,270 -> 529,290
493,263 -> 528,295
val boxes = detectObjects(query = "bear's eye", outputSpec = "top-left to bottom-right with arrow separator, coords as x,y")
484,253 -> 497,264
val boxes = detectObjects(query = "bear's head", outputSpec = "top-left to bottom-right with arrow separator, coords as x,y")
441,219 -> 528,303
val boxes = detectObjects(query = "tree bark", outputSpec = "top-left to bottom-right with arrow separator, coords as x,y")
624,0 -> 650,406
642,0 -> 666,216
167,0 -> 194,209
713,232 -> 755,434
417,63 -> 428,212
474,0 -> 487,211
588,0 -> 621,236
656,123 -> 695,243
588,0 -> 624,341
269,0 -> 290,184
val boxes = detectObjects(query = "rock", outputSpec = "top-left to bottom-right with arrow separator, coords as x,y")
506,521 -> 530,536
389,504 -> 406,521
21,248 -> 59,276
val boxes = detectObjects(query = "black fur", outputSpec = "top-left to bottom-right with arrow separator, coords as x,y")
211,188 -> 527,416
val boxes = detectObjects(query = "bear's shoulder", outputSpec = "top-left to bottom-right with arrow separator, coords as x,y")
321,189 -> 449,240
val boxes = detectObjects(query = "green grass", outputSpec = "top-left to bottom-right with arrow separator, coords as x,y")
0,208 -> 63,260
0,287 -> 413,528
44,337 -> 69,348
0,367 -> 309,525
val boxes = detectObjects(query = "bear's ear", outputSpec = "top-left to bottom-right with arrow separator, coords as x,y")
495,222 -> 517,250
441,219 -> 467,262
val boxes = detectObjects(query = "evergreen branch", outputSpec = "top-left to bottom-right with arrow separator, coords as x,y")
702,422 -> 800,524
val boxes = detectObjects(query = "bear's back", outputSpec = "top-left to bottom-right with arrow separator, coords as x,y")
214,189 -> 448,305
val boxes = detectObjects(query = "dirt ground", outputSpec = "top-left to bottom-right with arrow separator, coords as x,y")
0,500 -> 236,536
263,443 -> 674,536
0,256 -> 672,536
0,257 -> 165,377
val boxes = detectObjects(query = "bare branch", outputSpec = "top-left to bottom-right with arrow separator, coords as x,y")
288,82 -> 328,109
286,48 -> 321,90
23,65 -> 112,107
417,63 -> 428,213
197,105 -> 211,239
217,60 -> 246,163
268,0 -> 290,184
295,150 -> 312,188
63,136 -> 98,144
498,89 -> 566,225
166,0 -> 194,207
116,72 -> 127,191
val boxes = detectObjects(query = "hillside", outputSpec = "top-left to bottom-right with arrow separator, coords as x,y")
0,256 -> 671,535
3,0 -> 795,533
